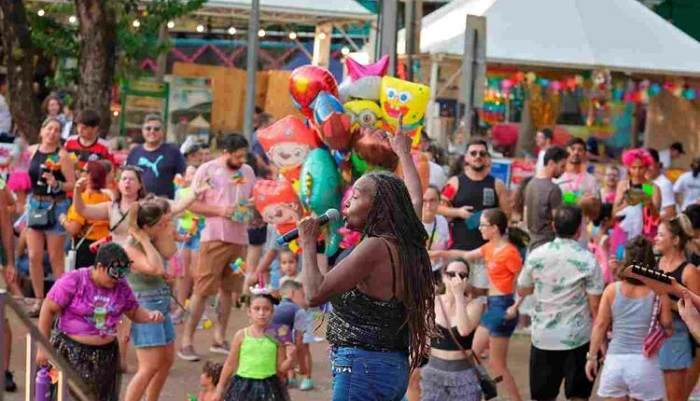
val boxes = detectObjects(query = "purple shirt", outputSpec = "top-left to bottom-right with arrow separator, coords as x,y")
47,268 -> 139,337
192,158 -> 257,245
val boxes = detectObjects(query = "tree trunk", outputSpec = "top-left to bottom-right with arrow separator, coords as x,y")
75,0 -> 117,136
515,99 -> 535,158
0,0 -> 42,143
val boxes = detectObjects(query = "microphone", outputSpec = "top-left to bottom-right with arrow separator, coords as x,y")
277,209 -> 341,245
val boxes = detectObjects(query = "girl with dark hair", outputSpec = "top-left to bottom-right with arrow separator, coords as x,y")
36,242 -> 165,401
655,214 -> 700,401
673,157 -> 700,210
586,236 -> 671,400
61,160 -> 112,269
421,258 -> 483,401
213,290 -> 295,401
297,124 -> 434,400
430,208 -> 523,401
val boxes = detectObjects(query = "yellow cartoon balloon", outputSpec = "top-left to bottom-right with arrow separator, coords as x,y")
379,76 -> 430,146
344,100 -> 383,132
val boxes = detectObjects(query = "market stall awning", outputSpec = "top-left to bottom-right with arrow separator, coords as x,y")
196,0 -> 375,25
398,0 -> 700,77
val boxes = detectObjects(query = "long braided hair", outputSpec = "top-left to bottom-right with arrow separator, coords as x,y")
362,171 -> 436,371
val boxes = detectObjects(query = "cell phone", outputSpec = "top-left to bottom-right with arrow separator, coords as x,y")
37,164 -> 48,186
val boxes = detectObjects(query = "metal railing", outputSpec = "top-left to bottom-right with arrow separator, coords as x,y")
0,291 -> 93,401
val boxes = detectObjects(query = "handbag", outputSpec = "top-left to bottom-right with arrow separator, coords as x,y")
65,224 -> 95,272
27,200 -> 56,230
643,294 -> 667,358
438,298 -> 501,400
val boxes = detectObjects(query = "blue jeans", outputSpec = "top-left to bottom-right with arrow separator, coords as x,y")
329,347 -> 409,401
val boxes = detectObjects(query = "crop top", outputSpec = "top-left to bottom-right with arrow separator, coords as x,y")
47,268 -> 139,337
481,242 -> 523,294
431,324 -> 474,351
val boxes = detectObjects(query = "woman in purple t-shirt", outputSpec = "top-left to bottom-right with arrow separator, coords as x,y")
36,242 -> 165,401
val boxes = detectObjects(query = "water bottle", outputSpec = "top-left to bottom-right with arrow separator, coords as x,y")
35,366 -> 51,401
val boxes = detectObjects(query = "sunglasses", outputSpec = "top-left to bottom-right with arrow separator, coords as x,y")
103,260 -> 132,280
144,125 -> 162,132
469,150 -> 488,157
444,271 -> 469,280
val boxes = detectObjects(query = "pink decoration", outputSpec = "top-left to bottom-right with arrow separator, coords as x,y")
346,55 -> 390,81
500,79 -> 513,90
550,81 -> 561,92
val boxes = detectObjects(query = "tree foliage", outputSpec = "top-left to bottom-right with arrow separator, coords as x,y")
27,0 -> 206,89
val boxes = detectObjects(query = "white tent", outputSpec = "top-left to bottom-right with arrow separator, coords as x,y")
200,0 -> 375,24
398,0 -> 700,76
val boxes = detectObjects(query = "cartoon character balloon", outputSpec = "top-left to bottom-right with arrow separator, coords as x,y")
379,76 -> 430,148
253,180 -> 303,236
312,91 -> 352,151
257,116 -> 320,183
344,100 -> 383,133
289,65 -> 339,119
299,148 -> 343,256
338,55 -> 390,102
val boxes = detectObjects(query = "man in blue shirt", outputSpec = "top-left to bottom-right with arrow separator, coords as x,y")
126,114 -> 185,199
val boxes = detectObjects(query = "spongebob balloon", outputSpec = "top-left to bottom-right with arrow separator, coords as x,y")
380,76 -> 430,148
344,100 -> 382,133
257,116 -> 320,184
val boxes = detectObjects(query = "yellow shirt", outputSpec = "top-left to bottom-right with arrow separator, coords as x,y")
66,192 -> 111,241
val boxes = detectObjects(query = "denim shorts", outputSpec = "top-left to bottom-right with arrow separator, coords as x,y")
481,294 -> 518,337
27,196 -> 70,236
658,314 -> 692,370
329,346 -> 409,401
131,288 -> 175,348
177,227 -> 201,251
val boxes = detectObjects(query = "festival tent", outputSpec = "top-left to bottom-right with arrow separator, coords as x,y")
397,0 -> 700,77
200,0 -> 375,24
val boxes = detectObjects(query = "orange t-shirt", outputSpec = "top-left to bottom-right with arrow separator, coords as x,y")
481,242 -> 523,294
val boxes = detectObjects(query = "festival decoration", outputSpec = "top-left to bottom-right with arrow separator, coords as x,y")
345,100 -> 383,133
230,258 -> 248,275
311,91 -> 353,151
379,76 -> 430,148
257,116 -> 321,183
338,55 -> 389,101
289,65 -> 339,119
253,179 -> 303,236
299,148 -> 343,256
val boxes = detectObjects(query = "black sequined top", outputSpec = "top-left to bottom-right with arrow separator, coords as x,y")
326,240 -> 409,353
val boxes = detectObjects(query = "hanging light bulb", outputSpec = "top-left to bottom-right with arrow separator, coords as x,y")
288,31 -> 297,40
228,27 -> 237,35
113,111 -> 120,117
37,9 -> 45,17
319,32 -> 327,40
196,24 -> 205,33
166,21 -> 175,29
258,29 -> 266,37
341,46 -> 350,56
132,19 -> 141,28
68,15 -> 77,24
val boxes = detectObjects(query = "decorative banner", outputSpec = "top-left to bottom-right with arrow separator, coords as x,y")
490,159 -> 512,189
119,80 -> 169,139
166,77 -> 213,146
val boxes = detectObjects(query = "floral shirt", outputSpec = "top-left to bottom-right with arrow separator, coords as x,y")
518,238 -> 604,351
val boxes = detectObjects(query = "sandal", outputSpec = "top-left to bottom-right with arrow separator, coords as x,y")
26,300 -> 42,318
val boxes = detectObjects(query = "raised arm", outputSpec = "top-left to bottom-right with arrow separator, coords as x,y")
72,177 -> 111,220
429,248 -> 483,263
388,115 -> 422,218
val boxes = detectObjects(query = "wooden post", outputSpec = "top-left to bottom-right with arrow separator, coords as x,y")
460,15 -> 487,139
377,0 -> 398,75
312,23 -> 333,68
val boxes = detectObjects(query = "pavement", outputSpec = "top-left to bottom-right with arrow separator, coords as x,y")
0,305 -> 663,401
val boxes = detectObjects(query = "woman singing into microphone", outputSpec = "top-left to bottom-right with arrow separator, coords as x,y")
298,119 -> 435,401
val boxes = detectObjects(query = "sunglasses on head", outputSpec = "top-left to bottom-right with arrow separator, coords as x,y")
469,150 -> 488,157
444,271 -> 469,280
144,125 -> 161,132
103,260 -> 132,280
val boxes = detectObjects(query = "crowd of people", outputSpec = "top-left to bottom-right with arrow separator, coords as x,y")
3,84 -> 700,401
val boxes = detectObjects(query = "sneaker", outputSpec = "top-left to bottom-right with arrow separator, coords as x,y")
299,378 -> 313,391
287,377 -> 298,388
210,341 -> 230,355
5,371 -> 16,392
177,345 -> 201,362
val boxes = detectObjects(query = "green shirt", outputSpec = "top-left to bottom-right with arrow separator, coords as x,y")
237,328 -> 278,379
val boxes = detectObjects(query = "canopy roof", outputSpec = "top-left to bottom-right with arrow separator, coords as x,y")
196,0 -> 375,25
398,0 -> 700,77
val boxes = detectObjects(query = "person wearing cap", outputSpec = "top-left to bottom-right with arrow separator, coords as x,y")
36,242 -> 165,401
674,157 -> 700,210
659,141 -> 685,170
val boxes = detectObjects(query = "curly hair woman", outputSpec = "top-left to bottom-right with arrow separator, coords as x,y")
298,125 -> 435,401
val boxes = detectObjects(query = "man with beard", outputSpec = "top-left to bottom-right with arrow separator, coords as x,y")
438,139 -> 507,294
525,146 -> 569,251
554,138 -> 599,205
178,134 -> 257,361
126,114 -> 186,199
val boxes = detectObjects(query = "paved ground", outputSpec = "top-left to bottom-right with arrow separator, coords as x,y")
2,303 -> 681,401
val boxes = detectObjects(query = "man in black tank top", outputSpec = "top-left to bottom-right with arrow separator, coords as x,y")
438,139 -> 507,292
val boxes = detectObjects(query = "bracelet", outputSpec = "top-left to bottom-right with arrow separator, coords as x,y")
585,351 -> 598,361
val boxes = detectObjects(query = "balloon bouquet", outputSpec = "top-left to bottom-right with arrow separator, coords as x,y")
252,55 -> 432,266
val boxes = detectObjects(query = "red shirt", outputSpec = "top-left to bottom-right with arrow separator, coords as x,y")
64,135 -> 115,170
